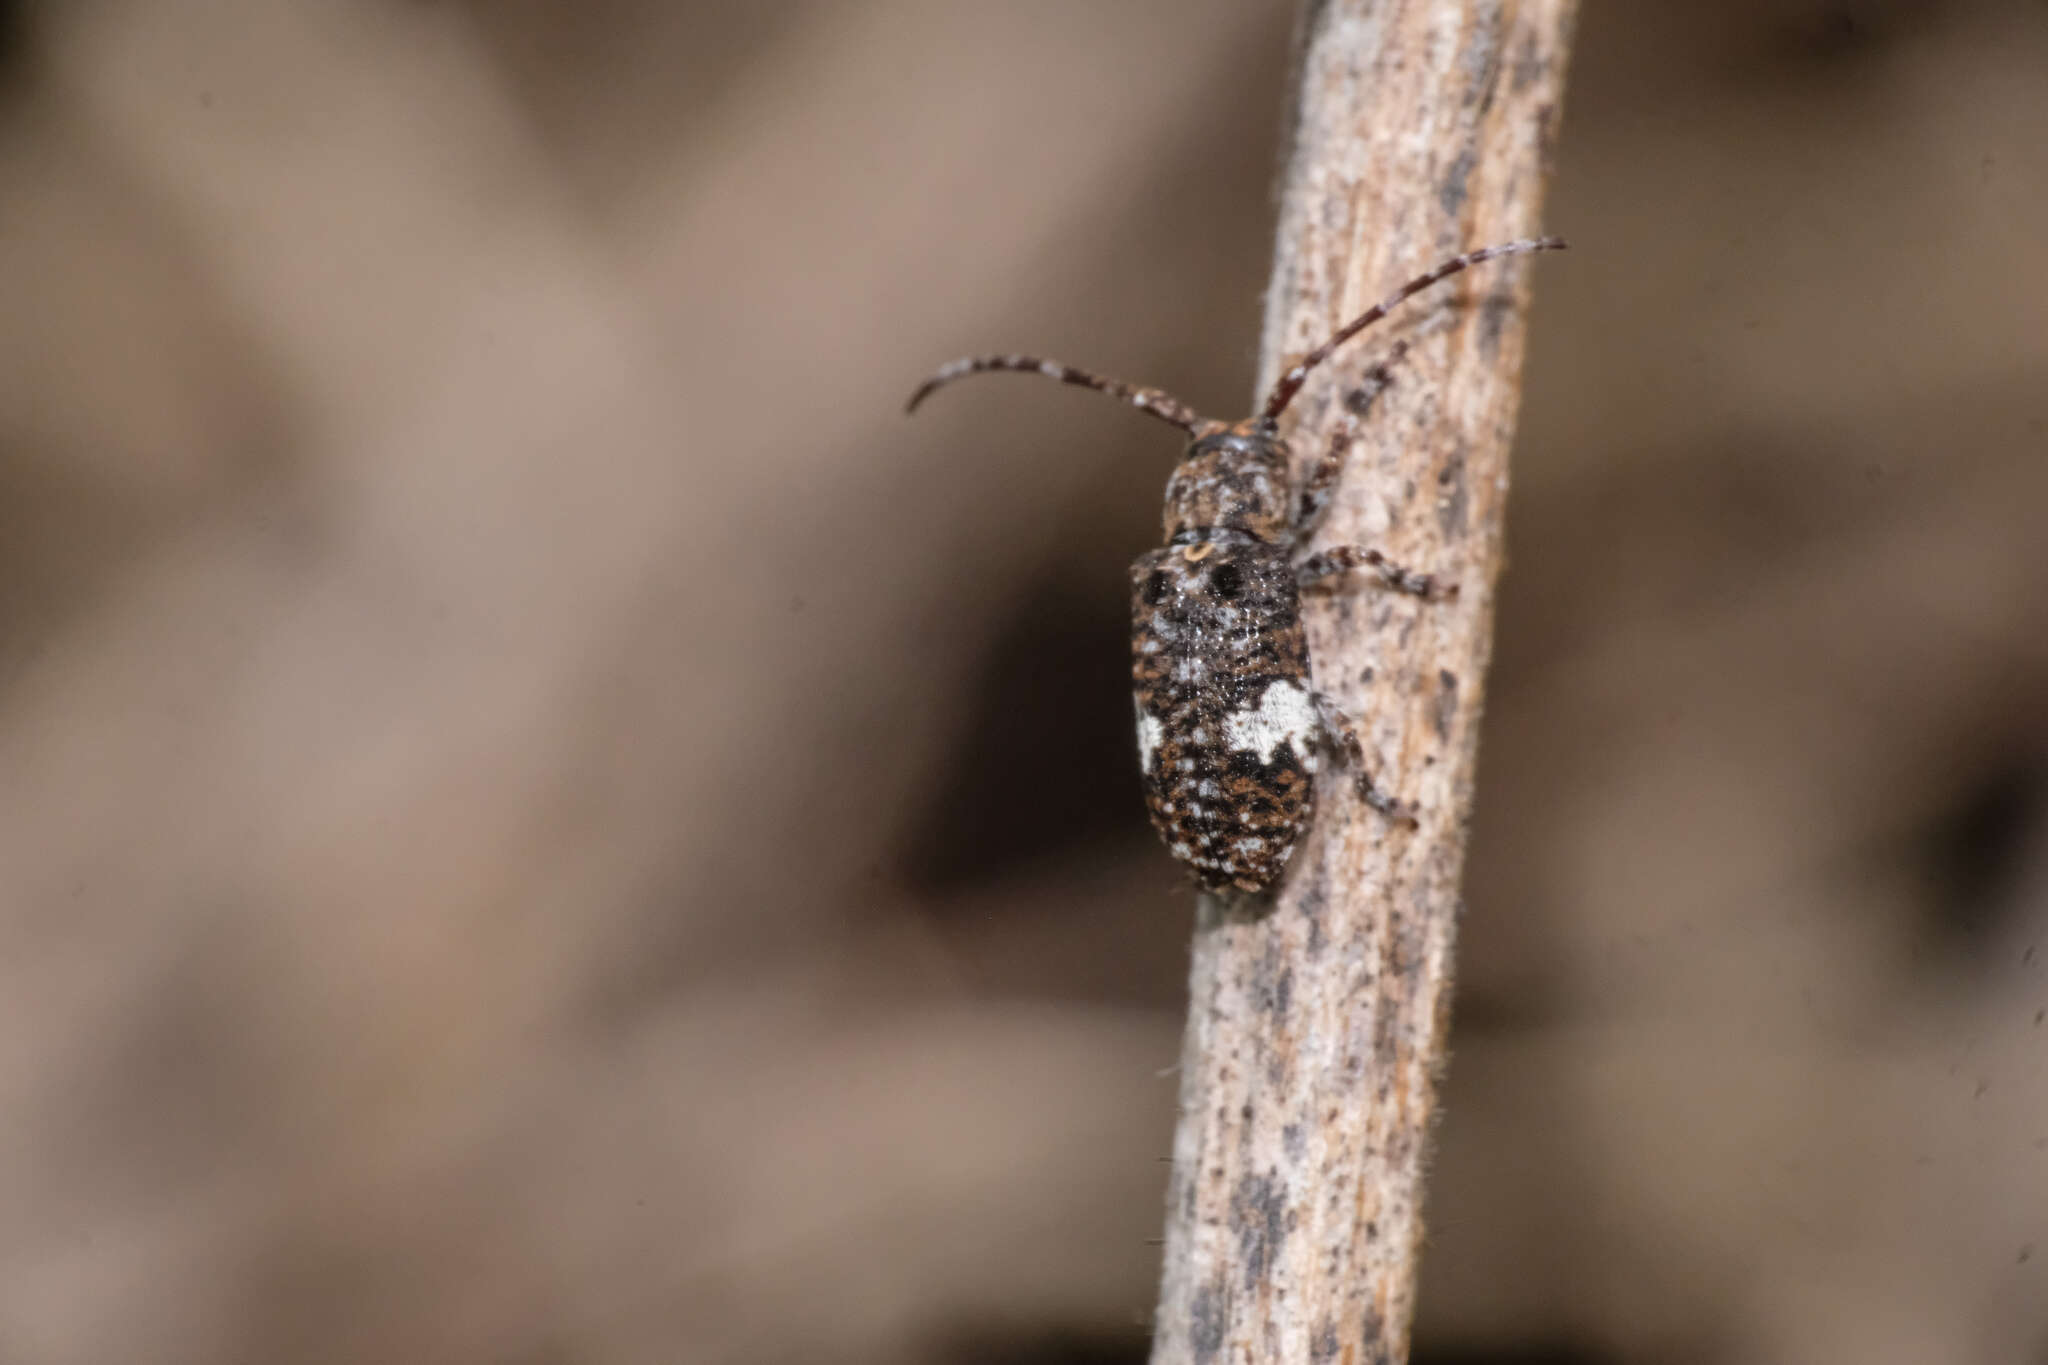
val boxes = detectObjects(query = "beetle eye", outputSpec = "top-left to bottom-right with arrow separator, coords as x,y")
1209,563 -> 1243,598
1141,570 -> 1171,605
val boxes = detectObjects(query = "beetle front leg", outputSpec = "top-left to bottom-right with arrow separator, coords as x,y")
1290,339 -> 1413,537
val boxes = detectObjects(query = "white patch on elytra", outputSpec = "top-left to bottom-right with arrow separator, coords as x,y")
1223,680 -> 1317,765
1136,711 -> 1164,771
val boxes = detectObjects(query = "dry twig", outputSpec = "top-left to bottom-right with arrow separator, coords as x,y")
1148,4 -> 1577,1362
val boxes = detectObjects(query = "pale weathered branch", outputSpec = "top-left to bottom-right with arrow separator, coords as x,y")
1149,4 -> 1577,1363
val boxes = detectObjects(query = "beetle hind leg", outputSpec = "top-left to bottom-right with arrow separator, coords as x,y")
1309,691 -> 1418,828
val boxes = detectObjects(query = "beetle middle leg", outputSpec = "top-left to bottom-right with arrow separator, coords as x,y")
1297,545 -> 1454,599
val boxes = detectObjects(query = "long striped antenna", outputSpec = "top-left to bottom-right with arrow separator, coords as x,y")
1258,237 -> 1567,423
905,354 -> 1207,435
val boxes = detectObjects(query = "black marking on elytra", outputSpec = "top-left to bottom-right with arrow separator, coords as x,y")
908,239 -> 1564,892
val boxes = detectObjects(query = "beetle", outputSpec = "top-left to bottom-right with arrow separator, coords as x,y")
908,237 -> 1564,891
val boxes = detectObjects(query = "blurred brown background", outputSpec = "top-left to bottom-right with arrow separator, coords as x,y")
1,1 -> 2044,1362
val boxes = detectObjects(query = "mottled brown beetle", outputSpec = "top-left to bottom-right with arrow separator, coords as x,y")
908,238 -> 1565,892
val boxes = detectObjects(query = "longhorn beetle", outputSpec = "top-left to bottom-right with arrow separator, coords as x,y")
907,238 -> 1565,893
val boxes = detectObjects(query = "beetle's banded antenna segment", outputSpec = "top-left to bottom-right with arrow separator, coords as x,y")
905,354 -> 1210,435
1258,236 -> 1568,423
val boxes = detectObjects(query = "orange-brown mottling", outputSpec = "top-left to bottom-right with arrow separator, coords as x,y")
1131,528 -> 1316,891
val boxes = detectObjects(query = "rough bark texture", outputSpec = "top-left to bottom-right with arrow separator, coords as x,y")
1148,5 -> 1576,1364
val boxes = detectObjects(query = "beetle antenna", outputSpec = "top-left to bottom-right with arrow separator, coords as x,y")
907,354 -> 1206,434
1258,237 -> 1567,423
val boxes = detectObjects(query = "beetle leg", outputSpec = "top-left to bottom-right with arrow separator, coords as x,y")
1290,339 -> 1412,537
1296,545 -> 1454,599
1310,691 -> 1417,827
